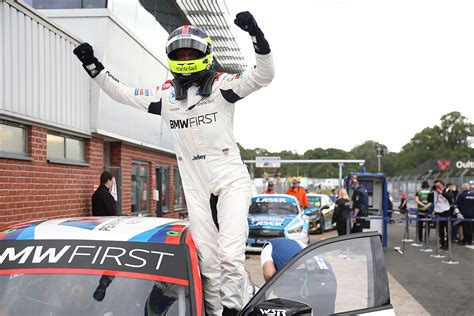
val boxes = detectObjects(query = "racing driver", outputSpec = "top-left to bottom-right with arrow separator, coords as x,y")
73,11 -> 274,316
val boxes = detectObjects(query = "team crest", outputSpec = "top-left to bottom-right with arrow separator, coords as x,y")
169,92 -> 177,104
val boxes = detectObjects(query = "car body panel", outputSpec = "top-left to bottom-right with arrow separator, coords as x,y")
246,194 -> 309,252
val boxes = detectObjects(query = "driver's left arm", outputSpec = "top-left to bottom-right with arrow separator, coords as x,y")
219,11 -> 275,104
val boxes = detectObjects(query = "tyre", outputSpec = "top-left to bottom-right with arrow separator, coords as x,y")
316,217 -> 325,235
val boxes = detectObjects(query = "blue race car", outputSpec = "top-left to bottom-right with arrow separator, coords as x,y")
246,194 -> 310,252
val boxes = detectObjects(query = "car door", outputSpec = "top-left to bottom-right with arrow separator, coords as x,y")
241,232 -> 394,316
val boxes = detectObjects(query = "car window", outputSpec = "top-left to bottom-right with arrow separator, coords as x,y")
0,273 -> 191,316
243,235 -> 388,316
307,196 -> 321,208
249,197 -> 299,215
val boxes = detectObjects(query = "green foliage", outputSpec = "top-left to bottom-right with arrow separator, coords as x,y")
238,111 -> 473,178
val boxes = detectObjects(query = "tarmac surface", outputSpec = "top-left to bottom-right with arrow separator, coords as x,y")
245,220 -> 474,315
385,220 -> 474,316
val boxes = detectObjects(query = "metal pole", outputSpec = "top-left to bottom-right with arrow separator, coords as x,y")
431,218 -> 446,258
411,211 -> 422,247
420,218 -> 433,253
338,163 -> 344,189
346,217 -> 351,235
442,216 -> 459,264
402,214 -> 413,242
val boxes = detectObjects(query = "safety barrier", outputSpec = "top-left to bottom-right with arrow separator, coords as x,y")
342,212 -> 473,264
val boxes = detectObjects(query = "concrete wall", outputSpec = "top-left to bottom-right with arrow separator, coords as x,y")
43,9 -> 175,153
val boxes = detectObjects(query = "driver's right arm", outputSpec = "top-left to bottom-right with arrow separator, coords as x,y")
94,70 -> 162,115
73,42 -> 163,115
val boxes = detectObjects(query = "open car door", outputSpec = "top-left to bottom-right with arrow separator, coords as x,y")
241,232 -> 395,315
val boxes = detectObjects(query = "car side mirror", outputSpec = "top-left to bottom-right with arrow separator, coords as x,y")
253,298 -> 312,316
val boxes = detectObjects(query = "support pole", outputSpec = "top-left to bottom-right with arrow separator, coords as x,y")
431,218 -> 446,259
442,216 -> 459,264
420,218 -> 433,253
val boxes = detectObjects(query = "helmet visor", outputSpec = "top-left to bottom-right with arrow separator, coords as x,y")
167,37 -> 208,58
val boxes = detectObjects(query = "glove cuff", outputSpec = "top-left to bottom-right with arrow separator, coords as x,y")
251,28 -> 271,55
82,57 -> 104,78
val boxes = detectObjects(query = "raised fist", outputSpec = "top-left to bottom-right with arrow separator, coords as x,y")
234,11 -> 259,36
73,42 -> 95,65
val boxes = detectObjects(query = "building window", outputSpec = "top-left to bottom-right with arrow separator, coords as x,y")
25,0 -> 107,9
174,167 -> 186,210
0,120 -> 28,159
131,161 -> 150,214
47,132 -> 86,164
156,165 -> 170,214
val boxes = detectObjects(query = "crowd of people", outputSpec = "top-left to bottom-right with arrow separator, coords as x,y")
394,180 -> 473,248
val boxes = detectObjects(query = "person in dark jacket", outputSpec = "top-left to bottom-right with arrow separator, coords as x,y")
456,183 -> 474,245
333,188 -> 352,235
351,178 -> 369,233
92,171 -> 117,216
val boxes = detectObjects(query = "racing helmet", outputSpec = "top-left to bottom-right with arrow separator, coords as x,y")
166,25 -> 213,81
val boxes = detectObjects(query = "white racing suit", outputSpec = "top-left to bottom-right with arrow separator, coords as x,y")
93,52 -> 274,314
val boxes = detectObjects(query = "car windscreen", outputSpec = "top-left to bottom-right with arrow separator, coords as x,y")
0,239 -> 192,315
0,273 -> 191,316
307,196 -> 321,208
249,197 -> 299,215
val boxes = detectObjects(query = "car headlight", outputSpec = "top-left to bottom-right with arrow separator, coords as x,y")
287,225 -> 303,234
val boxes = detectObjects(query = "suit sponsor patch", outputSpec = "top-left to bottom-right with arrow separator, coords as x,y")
169,112 -> 217,129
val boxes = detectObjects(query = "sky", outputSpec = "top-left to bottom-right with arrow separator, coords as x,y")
224,0 -> 474,154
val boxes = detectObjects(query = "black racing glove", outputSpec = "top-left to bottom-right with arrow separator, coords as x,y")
73,42 -> 104,78
234,11 -> 270,55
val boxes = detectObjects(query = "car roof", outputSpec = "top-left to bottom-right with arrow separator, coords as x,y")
252,193 -> 298,200
0,216 -> 189,244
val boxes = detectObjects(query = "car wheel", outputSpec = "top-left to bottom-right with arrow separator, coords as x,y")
309,220 -> 317,235
316,217 -> 325,235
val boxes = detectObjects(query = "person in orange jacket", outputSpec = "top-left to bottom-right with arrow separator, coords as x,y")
287,178 -> 308,209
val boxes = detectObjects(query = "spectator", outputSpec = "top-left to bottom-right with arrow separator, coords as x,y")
447,183 -> 459,200
398,191 -> 408,215
329,188 -> 337,203
447,183 -> 460,241
456,183 -> 474,245
350,178 -> 369,233
415,181 -> 431,243
92,171 -> 117,216
263,182 -> 276,194
287,178 -> 308,209
433,180 -> 455,250
333,188 -> 351,235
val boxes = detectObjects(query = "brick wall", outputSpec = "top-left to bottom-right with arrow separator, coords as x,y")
0,126 -> 103,228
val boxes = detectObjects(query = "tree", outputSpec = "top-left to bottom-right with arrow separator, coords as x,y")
237,111 -> 473,178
